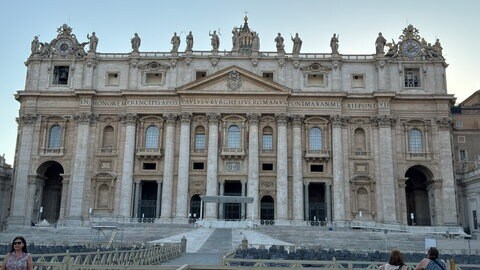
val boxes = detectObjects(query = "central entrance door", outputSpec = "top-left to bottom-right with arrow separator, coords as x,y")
405,166 -> 431,226
308,183 -> 326,221
223,181 -> 242,220
138,181 -> 158,219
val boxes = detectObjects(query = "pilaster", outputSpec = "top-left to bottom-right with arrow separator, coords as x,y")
205,113 -> 220,219
161,113 -> 177,219
175,113 -> 192,220
275,113 -> 288,222
292,114 -> 304,221
247,113 -> 260,221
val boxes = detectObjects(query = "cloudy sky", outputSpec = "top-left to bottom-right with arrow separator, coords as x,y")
1,0 -> 479,164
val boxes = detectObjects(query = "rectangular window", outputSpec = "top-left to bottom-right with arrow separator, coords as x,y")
474,210 -> 478,230
193,162 -> 205,170
52,66 -> 69,85
351,74 -> 365,88
310,164 -> 324,172
262,72 -> 273,80
196,71 -> 207,80
262,134 -> 273,150
459,150 -> 467,161
404,68 -> 420,88
106,72 -> 119,85
456,120 -> 463,128
195,134 -> 205,150
458,136 -> 466,143
262,163 -> 274,171
307,73 -> 324,86
142,163 -> 156,170
146,73 -> 163,84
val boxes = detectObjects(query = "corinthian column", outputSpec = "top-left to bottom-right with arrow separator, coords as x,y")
68,113 -> 94,224
436,118 -> 458,225
292,115 -> 304,221
331,115 -> 346,222
118,113 -> 137,218
205,113 -> 220,219
276,113 -> 288,222
161,114 -> 177,219
247,113 -> 260,221
372,115 -> 396,223
9,114 -> 37,226
175,113 -> 192,220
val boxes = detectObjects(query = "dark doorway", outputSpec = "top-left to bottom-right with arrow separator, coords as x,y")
38,161 -> 64,224
223,181 -> 242,220
308,183 -> 326,221
405,166 -> 431,226
260,195 -> 275,220
190,194 -> 201,219
138,181 -> 157,219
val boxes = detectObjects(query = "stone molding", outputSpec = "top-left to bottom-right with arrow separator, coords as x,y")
371,115 -> 396,127
74,112 -> 95,124
179,112 -> 192,123
121,113 -> 138,125
164,113 -> 178,125
435,117 -> 452,130
275,113 -> 288,125
207,113 -> 220,124
330,115 -> 349,127
291,114 -> 304,127
246,113 -> 260,125
20,113 -> 37,125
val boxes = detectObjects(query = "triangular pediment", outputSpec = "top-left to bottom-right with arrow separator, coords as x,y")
177,65 -> 290,94
460,90 -> 480,107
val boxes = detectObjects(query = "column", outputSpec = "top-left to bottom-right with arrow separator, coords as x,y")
68,113 -> 93,223
292,115 -> 304,221
397,179 -> 407,224
325,183 -> 332,221
372,115 -> 396,223
9,114 -> 37,226
304,182 -> 310,221
276,113 -> 288,222
58,174 -> 70,222
241,180 -> 246,220
156,180 -> 162,218
219,181 -> 224,219
133,181 -> 141,218
205,113 -> 220,219
331,115 -> 346,222
175,113 -> 192,220
436,118 -> 458,225
118,113 -> 137,218
161,114 -> 177,219
247,113 -> 260,221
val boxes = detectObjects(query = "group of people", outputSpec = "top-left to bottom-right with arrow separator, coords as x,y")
1,235 -> 448,270
380,247 -> 447,270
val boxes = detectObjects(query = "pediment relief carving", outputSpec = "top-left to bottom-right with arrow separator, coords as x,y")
138,61 -> 170,71
300,62 -> 332,73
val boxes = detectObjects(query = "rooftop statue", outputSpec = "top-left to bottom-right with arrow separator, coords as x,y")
209,30 -> 220,51
375,32 -> 386,54
87,32 -> 98,53
330,33 -> 339,54
291,33 -> 302,54
231,16 -> 259,55
186,31 -> 193,51
31,36 -> 40,55
275,33 -> 285,53
131,33 -> 141,52
171,32 -> 180,53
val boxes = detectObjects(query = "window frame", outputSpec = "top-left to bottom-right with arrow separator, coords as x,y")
52,65 -> 70,86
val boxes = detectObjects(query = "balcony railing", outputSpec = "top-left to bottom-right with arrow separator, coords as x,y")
305,149 -> 330,160
221,147 -> 245,159
97,147 -> 117,155
40,147 -> 64,156
136,147 -> 163,158
406,151 -> 433,160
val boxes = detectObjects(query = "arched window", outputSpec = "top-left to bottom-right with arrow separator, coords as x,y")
145,125 -> 159,149
227,125 -> 241,148
102,125 -> 114,148
309,127 -> 322,150
48,125 -> 62,148
354,128 -> 366,153
195,126 -> 206,150
408,128 -> 423,153
262,126 -> 273,150
260,195 -> 275,220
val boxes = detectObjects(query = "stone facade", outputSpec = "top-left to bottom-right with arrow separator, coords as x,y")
8,20 -> 459,228
452,90 -> 480,238
0,155 -> 13,231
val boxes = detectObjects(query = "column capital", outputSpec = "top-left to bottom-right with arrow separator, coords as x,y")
120,113 -> 138,125
291,114 -> 304,127
207,113 -> 220,124
74,112 -> 96,124
371,114 -> 395,128
20,113 -> 37,125
330,115 -> 349,127
275,113 -> 288,126
179,112 -> 192,123
164,113 -> 178,125
435,117 -> 453,130
247,113 -> 261,125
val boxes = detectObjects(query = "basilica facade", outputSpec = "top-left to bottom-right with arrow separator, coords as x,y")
8,19 -> 458,228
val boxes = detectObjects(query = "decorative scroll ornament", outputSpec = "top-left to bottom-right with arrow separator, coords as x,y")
330,115 -> 349,127
291,114 -> 304,127
121,113 -> 137,124
371,115 -> 396,127
74,112 -> 94,123
164,113 -> 178,125
275,113 -> 288,125
207,113 -> 220,123
20,113 -> 37,125
247,113 -> 260,125
227,70 -> 242,91
32,24 -> 89,59
179,112 -> 192,123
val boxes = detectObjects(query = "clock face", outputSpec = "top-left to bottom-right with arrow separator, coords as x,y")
402,40 -> 421,58
55,39 -> 73,55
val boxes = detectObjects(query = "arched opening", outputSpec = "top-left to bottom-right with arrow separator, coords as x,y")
405,165 -> 432,226
190,194 -> 201,219
194,126 -> 206,151
145,125 -> 159,149
227,125 -> 241,148
102,125 -> 114,148
308,183 -> 326,221
260,195 -> 274,220
353,128 -> 366,154
309,127 -> 323,150
262,126 -> 273,151
37,161 -> 64,224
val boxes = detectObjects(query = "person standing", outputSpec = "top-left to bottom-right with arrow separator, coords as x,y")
415,247 -> 446,270
1,236 -> 33,270
379,249 -> 407,270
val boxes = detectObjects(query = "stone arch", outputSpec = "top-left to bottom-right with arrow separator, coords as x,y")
260,195 -> 275,221
404,164 -> 435,226
35,160 -> 65,224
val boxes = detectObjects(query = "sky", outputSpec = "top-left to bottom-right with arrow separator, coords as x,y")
1,0 -> 479,165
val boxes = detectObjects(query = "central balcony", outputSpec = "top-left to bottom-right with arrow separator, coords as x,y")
221,147 -> 245,159
136,147 -> 163,159
304,149 -> 330,161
